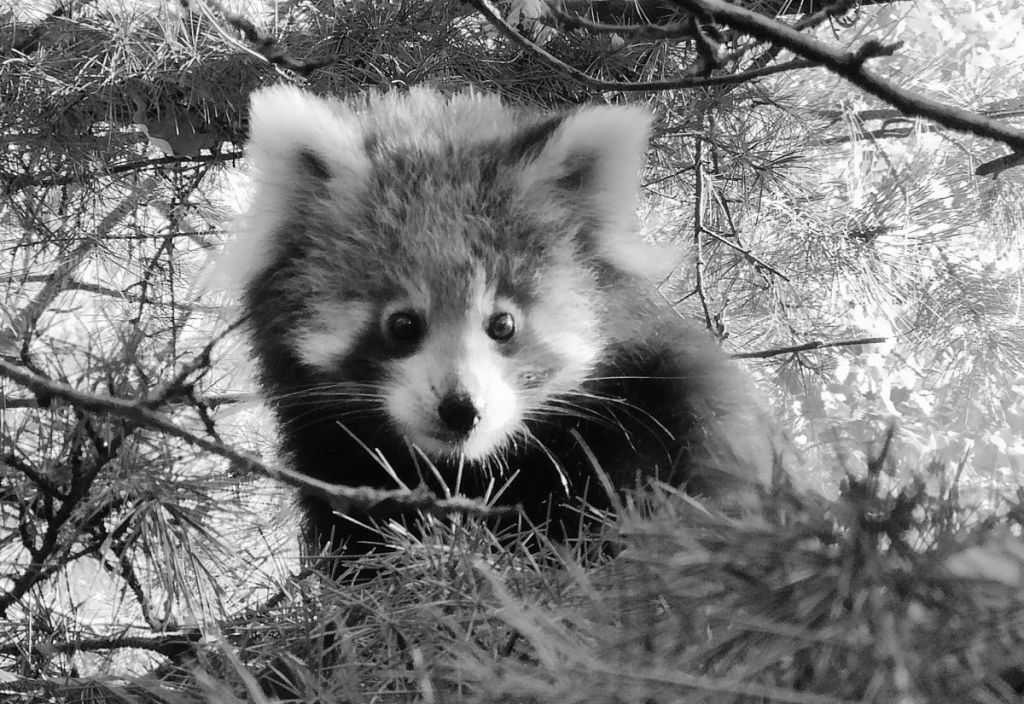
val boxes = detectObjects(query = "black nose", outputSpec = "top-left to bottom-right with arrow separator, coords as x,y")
437,393 -> 480,436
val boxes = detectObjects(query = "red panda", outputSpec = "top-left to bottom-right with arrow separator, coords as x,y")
231,85 -> 775,557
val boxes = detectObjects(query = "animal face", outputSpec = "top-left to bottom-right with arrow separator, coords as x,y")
232,86 -> 658,465
289,253 -> 604,463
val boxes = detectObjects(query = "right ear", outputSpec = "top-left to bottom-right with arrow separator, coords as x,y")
222,86 -> 371,292
246,85 -> 370,189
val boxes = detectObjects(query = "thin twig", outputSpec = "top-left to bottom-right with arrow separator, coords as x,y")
865,422 -> 896,477
672,0 -> 1024,151
692,135 -> 715,333
0,542 -> 105,617
731,336 -> 888,359
702,227 -> 790,281
1,453 -> 64,498
145,318 -> 246,408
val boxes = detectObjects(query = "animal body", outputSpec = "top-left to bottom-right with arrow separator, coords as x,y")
232,85 -> 775,557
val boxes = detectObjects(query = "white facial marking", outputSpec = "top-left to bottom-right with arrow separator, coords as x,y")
385,317 -> 522,462
293,301 -> 372,369
386,351 -> 438,449
458,331 -> 520,460
529,264 -> 602,389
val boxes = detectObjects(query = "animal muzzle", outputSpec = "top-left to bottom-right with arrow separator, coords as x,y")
437,391 -> 481,436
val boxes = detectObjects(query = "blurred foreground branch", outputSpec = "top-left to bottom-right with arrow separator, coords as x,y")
0,358 -> 509,521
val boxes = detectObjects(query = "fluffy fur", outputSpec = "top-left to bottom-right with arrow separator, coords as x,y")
231,85 -> 775,556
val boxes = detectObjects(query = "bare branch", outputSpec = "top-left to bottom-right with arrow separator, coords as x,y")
0,631 -> 202,659
1,453 -> 63,498
975,150 -> 1024,177
732,336 -> 889,359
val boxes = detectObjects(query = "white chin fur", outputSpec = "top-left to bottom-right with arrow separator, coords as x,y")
403,427 -> 516,464
389,392 -> 521,463
404,432 -> 506,463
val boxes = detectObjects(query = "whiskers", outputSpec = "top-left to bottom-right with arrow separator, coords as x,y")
404,439 -> 520,508
266,380 -> 388,433
520,425 -> 571,496
523,382 -> 673,444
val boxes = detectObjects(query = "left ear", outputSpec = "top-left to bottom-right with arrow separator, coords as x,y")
516,105 -> 671,278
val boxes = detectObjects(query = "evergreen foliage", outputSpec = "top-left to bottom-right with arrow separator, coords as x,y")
1,0 -> 1022,701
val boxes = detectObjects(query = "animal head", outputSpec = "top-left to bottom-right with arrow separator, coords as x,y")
232,85 -> 658,462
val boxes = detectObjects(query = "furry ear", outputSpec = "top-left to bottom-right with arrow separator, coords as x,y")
220,86 -> 370,291
516,105 -> 672,279
246,85 -> 370,186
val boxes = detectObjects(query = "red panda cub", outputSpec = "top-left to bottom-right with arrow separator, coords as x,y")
233,85 -> 775,557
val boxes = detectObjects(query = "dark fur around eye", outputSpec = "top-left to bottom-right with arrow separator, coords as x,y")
385,310 -> 425,345
486,312 -> 516,342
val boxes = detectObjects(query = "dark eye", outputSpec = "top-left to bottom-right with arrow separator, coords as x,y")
385,311 -> 424,345
486,312 -> 516,343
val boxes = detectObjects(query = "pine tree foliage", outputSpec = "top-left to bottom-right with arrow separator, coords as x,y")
0,0 -> 1023,701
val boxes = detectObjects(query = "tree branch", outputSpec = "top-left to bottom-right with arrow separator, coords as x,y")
546,4 -> 704,40
144,319 -> 246,409
557,0 -> 903,25
180,0 -> 335,76
4,151 -> 243,194
0,358 -> 512,522
463,0 -> 815,91
2,393 -> 250,410
732,336 -> 889,359
975,150 -> 1024,178
0,631 -> 203,659
672,0 -> 1024,152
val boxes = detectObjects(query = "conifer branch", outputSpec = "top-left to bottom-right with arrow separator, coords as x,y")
0,632 -> 204,659
0,358 -> 511,521
975,150 -> 1024,177
672,0 -> 1024,152
732,336 -> 889,359
180,0 -> 335,76
546,5 -> 703,40
4,151 -> 243,194
464,0 -> 814,90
